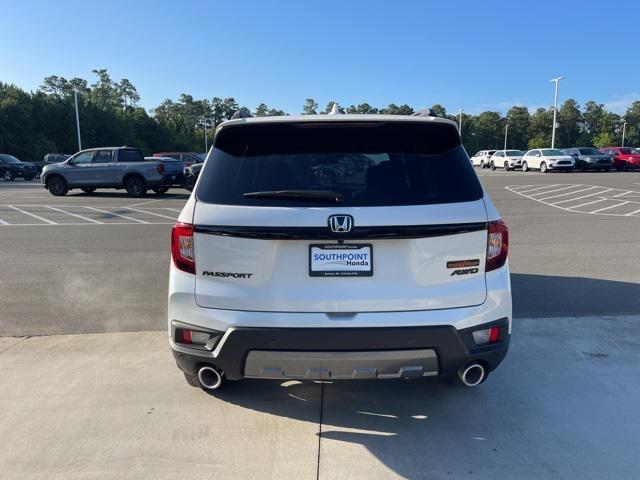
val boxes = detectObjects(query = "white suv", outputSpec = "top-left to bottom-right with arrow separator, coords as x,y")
521,148 -> 575,172
470,150 -> 497,168
169,114 -> 511,392
490,150 -> 525,171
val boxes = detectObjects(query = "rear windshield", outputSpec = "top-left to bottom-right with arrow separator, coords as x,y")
196,121 -> 483,207
118,149 -> 144,162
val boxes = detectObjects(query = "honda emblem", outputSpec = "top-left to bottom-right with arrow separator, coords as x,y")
328,215 -> 354,233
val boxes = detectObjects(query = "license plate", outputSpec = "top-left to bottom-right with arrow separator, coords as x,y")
309,244 -> 373,277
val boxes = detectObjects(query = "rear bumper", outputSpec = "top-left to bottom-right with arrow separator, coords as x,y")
164,173 -> 185,186
170,319 -> 510,381
147,174 -> 185,187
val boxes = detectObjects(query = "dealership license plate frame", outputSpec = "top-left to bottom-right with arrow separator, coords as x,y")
309,243 -> 373,277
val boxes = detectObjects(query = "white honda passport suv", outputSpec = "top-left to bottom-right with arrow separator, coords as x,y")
169,114 -> 511,391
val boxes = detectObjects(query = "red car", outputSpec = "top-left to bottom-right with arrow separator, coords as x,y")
153,152 -> 204,167
600,147 -> 640,171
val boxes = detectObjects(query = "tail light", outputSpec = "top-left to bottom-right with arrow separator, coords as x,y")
175,327 -> 221,348
472,326 -> 502,345
157,163 -> 165,174
171,222 -> 195,274
486,219 -> 508,272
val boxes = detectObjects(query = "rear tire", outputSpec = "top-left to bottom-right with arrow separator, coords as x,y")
504,161 -> 510,171
2,170 -> 15,181
480,160 -> 485,169
47,176 -> 68,196
579,161 -> 587,172
522,161 -> 528,172
124,176 -> 147,197
81,187 -> 96,194
604,168 -> 611,172
152,187 -> 169,195
617,162 -> 629,172
490,161 -> 496,170
540,162 -> 548,173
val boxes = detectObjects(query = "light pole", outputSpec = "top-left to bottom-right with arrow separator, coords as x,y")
504,123 -> 509,150
457,109 -> 463,135
203,117 -> 209,154
73,89 -> 82,151
622,121 -> 628,147
199,117 -> 212,154
550,76 -> 564,148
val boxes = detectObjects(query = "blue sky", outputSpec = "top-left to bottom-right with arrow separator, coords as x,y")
1,0 -> 638,115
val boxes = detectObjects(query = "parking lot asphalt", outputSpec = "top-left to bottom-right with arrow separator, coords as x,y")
1,172 -> 639,336
1,174 -> 639,479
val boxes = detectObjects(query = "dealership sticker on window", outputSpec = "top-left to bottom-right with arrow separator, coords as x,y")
309,244 -> 373,277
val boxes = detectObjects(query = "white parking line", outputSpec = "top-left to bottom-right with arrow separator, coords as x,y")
512,184 -> 560,194
127,195 -> 183,208
506,184 -> 640,218
0,222 -> 174,227
8,205 -> 57,224
505,185 -> 536,191
46,206 -> 103,224
165,208 -> 183,213
625,208 -> 640,216
528,185 -> 582,197
539,186 -> 600,201
552,189 -> 613,205
590,201 -> 630,214
83,206 -> 149,224
0,203 -> 185,226
566,198 -> 609,210
125,207 -> 178,220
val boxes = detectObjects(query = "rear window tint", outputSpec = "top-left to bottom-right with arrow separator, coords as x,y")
118,149 -> 144,162
196,122 -> 483,207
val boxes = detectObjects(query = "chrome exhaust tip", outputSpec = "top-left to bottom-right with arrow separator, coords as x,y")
458,363 -> 486,387
197,366 -> 223,390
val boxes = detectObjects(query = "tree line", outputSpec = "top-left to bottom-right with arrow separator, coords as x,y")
1,69 -> 638,161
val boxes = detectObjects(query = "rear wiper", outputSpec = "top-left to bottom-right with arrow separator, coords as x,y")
243,190 -> 343,203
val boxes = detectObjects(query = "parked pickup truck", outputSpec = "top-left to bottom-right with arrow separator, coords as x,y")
145,156 -> 185,191
41,147 -> 174,197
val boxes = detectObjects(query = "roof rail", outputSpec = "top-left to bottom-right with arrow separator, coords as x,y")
412,108 -> 433,117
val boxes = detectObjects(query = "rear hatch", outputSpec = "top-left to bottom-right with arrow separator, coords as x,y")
192,120 -> 488,312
